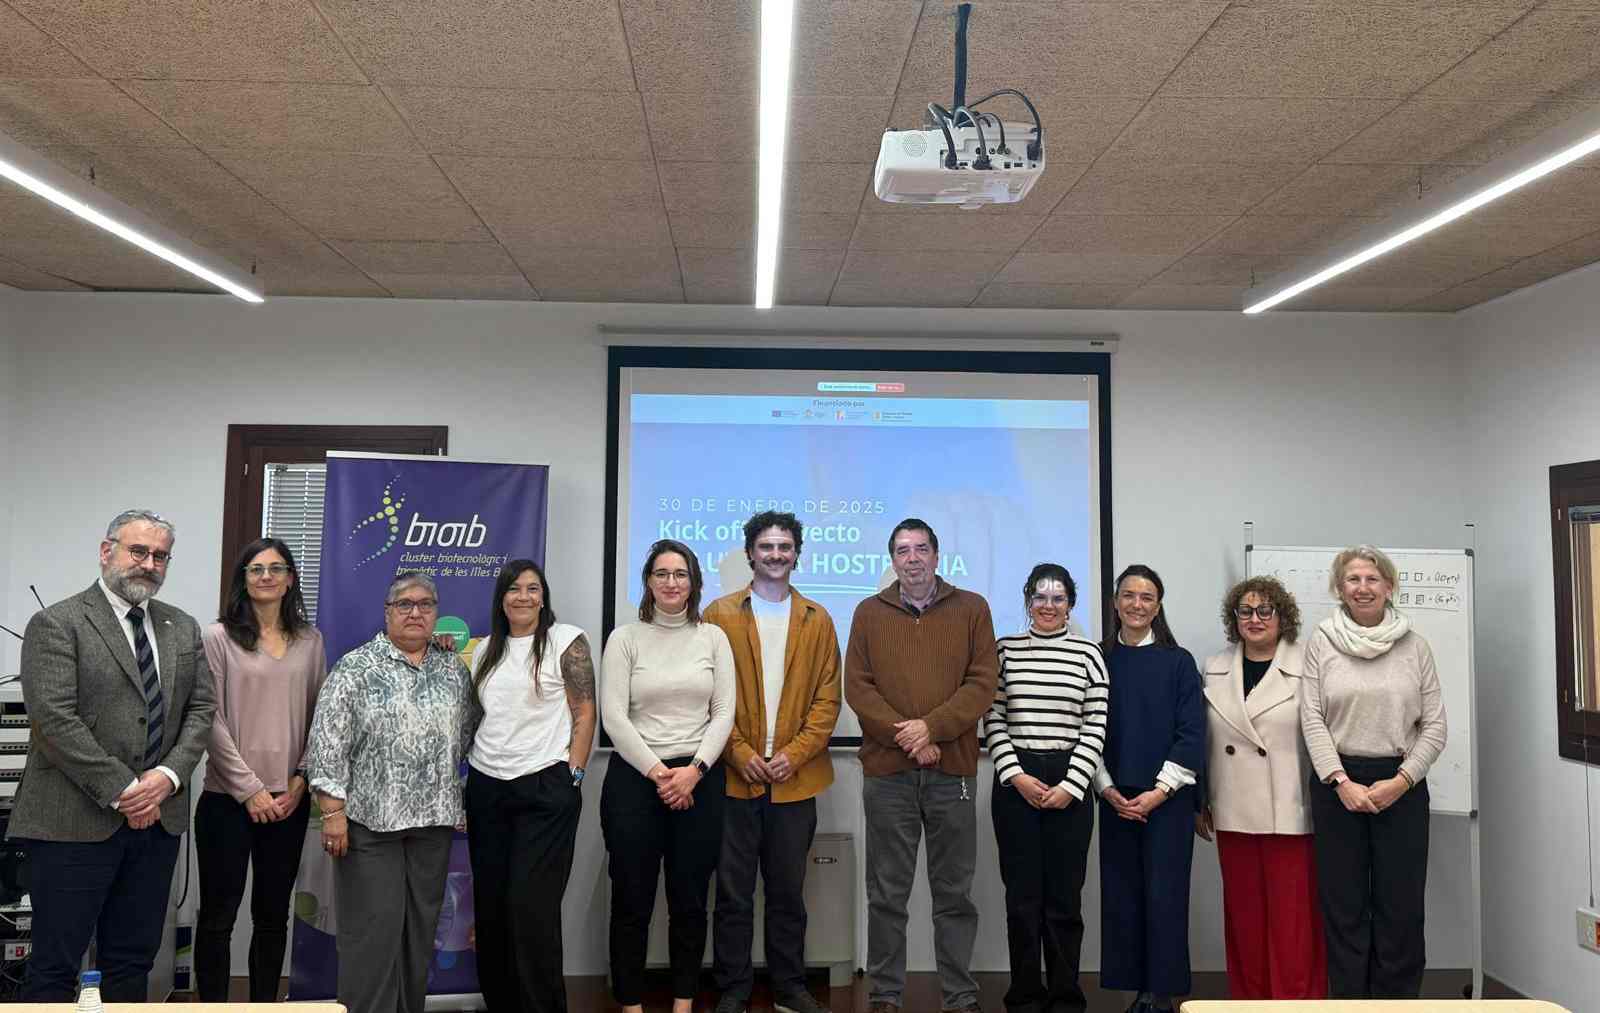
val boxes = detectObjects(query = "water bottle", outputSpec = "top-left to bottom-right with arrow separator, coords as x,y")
76,970 -> 103,1013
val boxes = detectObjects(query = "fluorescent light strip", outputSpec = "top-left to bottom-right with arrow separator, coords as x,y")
0,156 -> 264,304
1244,128 -> 1600,314
754,0 -> 796,309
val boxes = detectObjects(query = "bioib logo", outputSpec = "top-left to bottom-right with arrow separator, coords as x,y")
404,512 -> 488,547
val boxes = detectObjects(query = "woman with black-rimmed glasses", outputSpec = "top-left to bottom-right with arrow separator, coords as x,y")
599,539 -> 735,1013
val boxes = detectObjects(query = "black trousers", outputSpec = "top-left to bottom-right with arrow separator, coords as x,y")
1310,755 -> 1430,999
464,763 -> 582,1013
21,825 -> 180,1002
713,793 -> 817,1000
992,750 -> 1095,1013
193,789 -> 312,1002
600,757 -> 726,1005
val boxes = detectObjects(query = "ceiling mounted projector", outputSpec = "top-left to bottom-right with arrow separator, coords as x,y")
873,2 -> 1044,210
875,120 -> 1044,209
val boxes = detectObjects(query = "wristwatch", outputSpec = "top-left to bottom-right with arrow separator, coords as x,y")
571,766 -> 586,787
693,759 -> 709,775
1328,772 -> 1349,787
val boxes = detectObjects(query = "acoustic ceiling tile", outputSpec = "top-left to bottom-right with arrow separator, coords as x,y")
1413,213 -> 1600,259
1419,7 -> 1600,102
896,1 -> 1230,100
7,0 -> 365,82
122,81 -> 418,154
1102,97 -> 1399,165
645,93 -> 893,165
211,149 -> 493,242
1055,162 -> 1306,215
1490,166 -> 1600,219
1116,283 -> 1251,310
1159,2 -> 1530,98
328,240 -> 519,276
677,247 -> 843,305
972,282 -> 1140,308
1022,214 -> 1238,255
658,161 -> 871,214
317,0 -> 631,90
0,80 -> 190,149
1193,214 -> 1385,255
1327,98 -> 1600,166
507,244 -> 683,303
1145,253 -> 1305,288
371,273 -> 537,300
1249,162 -> 1478,217
387,87 -> 651,160
1455,228 -> 1600,288
995,252 -> 1181,285
829,278 -> 984,308
0,254 -> 90,291
1401,285 -> 1521,312
1337,248 -> 1517,289
882,92 -> 1145,166
667,211 -> 855,250
1284,284 -> 1446,311
849,212 -> 1043,253
0,4 -> 93,78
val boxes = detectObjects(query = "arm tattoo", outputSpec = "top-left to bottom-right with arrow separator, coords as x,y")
561,636 -> 596,704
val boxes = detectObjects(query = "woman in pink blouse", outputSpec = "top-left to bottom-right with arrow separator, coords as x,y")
195,537 -> 327,1002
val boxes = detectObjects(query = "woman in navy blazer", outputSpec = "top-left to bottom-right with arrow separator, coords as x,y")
1094,565 -> 1205,1013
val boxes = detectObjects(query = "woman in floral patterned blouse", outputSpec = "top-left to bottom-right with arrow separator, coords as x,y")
304,571 -> 478,1013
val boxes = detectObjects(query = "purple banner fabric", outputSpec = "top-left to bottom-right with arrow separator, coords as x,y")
289,453 -> 549,1000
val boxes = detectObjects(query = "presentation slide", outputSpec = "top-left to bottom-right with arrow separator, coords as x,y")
612,364 -> 1104,743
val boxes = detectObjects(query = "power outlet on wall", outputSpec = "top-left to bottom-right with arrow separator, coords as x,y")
1579,907 -> 1600,955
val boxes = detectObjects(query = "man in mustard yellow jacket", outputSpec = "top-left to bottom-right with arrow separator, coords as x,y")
704,511 -> 841,1013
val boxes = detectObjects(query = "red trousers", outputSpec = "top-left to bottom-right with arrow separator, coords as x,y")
1216,831 -> 1327,999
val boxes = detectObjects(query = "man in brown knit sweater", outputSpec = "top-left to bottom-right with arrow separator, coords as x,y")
845,518 -> 998,1013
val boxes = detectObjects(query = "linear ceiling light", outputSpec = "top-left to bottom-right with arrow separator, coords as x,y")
0,136 -> 263,303
1244,128 -> 1600,314
754,0 -> 796,309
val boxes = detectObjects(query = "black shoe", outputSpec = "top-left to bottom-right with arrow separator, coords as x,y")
1124,1001 -> 1154,1013
714,994 -> 749,1013
775,991 -> 831,1013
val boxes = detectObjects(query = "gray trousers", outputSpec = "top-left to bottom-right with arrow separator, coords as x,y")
335,821 -> 454,1013
863,769 -> 979,1009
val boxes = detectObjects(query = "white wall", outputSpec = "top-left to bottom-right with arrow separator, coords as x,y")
1458,266 -> 1600,1010
0,289 -> 18,675
3,293 -> 1479,977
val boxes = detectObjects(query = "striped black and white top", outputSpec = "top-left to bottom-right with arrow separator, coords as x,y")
985,626 -> 1110,800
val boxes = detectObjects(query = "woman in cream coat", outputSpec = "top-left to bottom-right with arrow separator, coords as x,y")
1196,576 -> 1326,999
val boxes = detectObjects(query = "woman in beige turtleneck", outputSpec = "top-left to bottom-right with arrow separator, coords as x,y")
600,538 -> 735,1013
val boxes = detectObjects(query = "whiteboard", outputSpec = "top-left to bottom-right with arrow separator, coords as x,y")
1247,545 -> 1476,816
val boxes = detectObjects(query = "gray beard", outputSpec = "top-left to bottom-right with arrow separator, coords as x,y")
107,573 -> 159,604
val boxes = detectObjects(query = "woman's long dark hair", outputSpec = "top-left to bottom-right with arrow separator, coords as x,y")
1101,563 -> 1179,654
474,560 -> 557,698
219,537 -> 310,651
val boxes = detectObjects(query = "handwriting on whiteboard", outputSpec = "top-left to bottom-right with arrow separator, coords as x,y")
1252,565 -> 1462,613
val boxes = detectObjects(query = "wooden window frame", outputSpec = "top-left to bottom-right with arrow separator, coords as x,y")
1551,458 -> 1600,764
219,424 -> 448,615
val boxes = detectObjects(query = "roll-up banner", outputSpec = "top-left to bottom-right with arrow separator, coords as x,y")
289,451 -> 549,1003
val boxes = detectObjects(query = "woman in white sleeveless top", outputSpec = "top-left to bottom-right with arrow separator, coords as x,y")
465,560 -> 597,1013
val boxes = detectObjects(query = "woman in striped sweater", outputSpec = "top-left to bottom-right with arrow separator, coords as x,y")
985,562 -> 1109,1013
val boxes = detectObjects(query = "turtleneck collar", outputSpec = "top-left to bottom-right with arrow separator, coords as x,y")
1028,624 -> 1070,639
652,606 -> 691,629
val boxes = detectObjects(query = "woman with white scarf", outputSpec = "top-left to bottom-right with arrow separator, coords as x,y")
1301,545 -> 1447,999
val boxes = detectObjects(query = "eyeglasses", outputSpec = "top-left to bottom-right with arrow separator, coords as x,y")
1234,604 -> 1277,620
649,569 -> 692,583
387,599 -> 438,614
114,541 -> 172,565
1029,594 -> 1070,608
245,563 -> 291,580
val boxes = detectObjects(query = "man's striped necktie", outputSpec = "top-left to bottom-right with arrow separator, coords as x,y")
126,605 -> 164,770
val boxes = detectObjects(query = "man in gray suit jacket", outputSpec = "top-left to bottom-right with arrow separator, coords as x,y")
8,509 -> 216,1001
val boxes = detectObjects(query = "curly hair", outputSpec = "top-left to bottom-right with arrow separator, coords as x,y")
1220,575 -> 1301,645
